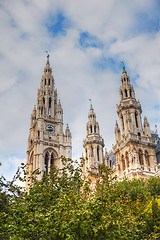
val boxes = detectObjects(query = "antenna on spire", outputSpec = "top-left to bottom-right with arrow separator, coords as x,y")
89,99 -> 93,110
46,50 -> 50,63
121,61 -> 126,71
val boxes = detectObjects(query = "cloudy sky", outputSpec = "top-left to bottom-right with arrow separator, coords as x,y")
0,0 -> 160,181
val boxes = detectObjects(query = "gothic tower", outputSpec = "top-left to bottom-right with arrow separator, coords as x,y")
26,56 -> 72,187
83,102 -> 105,175
112,67 -> 157,180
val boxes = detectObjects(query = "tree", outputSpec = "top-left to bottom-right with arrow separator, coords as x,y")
0,158 -> 160,239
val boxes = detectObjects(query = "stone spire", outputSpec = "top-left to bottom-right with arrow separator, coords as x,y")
112,67 -> 157,180
117,68 -> 142,137
26,56 -> 72,189
83,103 -> 104,174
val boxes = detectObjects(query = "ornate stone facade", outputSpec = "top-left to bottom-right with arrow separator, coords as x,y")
26,58 -> 159,187
112,68 -> 157,180
82,103 -> 105,176
26,57 -> 72,188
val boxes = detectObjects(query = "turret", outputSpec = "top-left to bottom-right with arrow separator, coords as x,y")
115,120 -> 121,143
56,100 -> 63,122
144,117 -> 151,137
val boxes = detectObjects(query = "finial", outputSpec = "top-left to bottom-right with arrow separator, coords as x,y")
89,99 -> 93,110
121,61 -> 126,71
46,51 -> 50,63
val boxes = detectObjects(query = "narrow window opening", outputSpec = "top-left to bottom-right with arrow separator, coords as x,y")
94,125 -> 96,133
51,153 -> 54,165
138,149 -> 144,165
48,78 -> 50,86
45,79 -> 46,86
44,153 -> 49,175
130,89 -> 132,97
49,97 -> 51,115
122,155 -> 125,171
145,151 -> 150,166
91,146 -> 93,157
90,125 -> 92,133
121,115 -> 124,131
135,112 -> 138,128
97,146 -> 99,161
43,97 -> 45,104
125,89 -> 128,97
138,132 -> 141,137
126,152 -> 129,168
38,130 -> 40,138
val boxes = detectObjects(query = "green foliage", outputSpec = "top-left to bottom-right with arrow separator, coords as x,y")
0,158 -> 160,239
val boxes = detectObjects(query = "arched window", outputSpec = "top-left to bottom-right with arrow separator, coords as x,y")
97,146 -> 99,161
122,155 -> 125,171
49,98 -> 51,115
48,78 -> 50,86
94,125 -> 96,133
51,153 -> 54,165
145,151 -> 150,166
138,149 -> 144,165
44,152 -> 49,175
125,89 -> 128,97
90,125 -> 92,133
43,97 -> 45,104
38,130 -> 40,138
135,112 -> 138,128
126,151 -> 129,168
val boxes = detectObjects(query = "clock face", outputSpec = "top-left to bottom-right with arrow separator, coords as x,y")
46,125 -> 55,134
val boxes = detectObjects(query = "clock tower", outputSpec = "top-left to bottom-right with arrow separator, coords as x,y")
26,56 -> 72,186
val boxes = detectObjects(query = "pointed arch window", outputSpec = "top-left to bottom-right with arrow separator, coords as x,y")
122,155 -> 125,171
126,151 -> 129,168
51,153 -> 54,165
138,149 -> 144,165
135,112 -> 138,128
44,152 -> 49,175
48,78 -> 50,86
94,125 -> 96,133
121,115 -> 124,131
145,151 -> 150,166
90,125 -> 92,133
97,146 -> 99,161
125,89 -> 128,97
43,97 -> 45,105
49,98 -> 51,115
130,89 -> 132,97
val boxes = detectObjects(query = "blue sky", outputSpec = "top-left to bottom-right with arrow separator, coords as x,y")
0,0 -> 160,183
